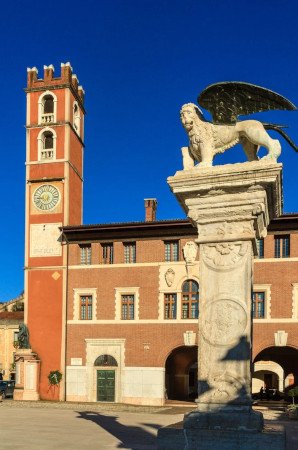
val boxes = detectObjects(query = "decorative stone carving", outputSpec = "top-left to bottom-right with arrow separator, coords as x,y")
164,268 -> 175,287
202,242 -> 248,269
183,241 -> 198,264
274,330 -> 288,347
199,222 -> 254,238
210,372 -> 244,402
202,299 -> 247,346
183,331 -> 197,346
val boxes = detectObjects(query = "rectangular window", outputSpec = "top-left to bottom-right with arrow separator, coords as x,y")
13,331 -> 18,344
252,292 -> 265,318
256,239 -> 264,259
274,236 -> 290,258
102,243 -> 113,264
182,280 -> 199,319
121,294 -> 135,319
80,295 -> 93,320
164,294 -> 177,319
80,244 -> 91,265
165,241 -> 179,262
124,242 -> 136,263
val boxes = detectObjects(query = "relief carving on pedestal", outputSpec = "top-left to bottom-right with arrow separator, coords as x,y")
202,299 -> 247,347
199,221 -> 254,238
202,242 -> 248,270
210,372 -> 245,403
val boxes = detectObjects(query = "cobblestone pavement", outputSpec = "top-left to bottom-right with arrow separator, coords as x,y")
0,400 -> 297,449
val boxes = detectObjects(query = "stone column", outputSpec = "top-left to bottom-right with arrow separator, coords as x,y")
161,161 -> 285,448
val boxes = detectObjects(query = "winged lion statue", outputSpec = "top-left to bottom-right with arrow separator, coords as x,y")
180,82 -> 297,169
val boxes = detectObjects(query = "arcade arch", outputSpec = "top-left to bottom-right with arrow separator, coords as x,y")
253,346 -> 298,394
165,345 -> 198,401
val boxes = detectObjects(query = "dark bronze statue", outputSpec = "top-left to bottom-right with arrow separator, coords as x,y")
17,323 -> 30,349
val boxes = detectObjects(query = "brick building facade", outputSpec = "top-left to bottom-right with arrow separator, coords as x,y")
25,64 -> 298,403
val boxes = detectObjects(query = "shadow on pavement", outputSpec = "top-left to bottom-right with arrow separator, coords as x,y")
76,410 -> 161,449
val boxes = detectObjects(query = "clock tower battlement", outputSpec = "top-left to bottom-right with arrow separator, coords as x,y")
25,63 -> 85,401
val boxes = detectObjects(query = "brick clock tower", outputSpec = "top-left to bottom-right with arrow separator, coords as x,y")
25,63 -> 85,400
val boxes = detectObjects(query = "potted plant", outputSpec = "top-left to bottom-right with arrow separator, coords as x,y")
286,386 -> 298,419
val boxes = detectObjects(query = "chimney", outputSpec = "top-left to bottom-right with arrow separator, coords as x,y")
144,198 -> 157,222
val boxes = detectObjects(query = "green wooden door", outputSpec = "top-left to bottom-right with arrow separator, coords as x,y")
97,370 -> 115,402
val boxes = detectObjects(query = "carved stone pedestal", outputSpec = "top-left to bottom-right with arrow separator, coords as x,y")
158,162 -> 285,449
13,349 -> 40,401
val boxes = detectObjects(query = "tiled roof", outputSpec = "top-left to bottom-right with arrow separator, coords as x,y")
0,311 -> 24,320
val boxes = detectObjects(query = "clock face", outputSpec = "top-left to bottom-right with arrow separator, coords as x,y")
33,184 -> 60,211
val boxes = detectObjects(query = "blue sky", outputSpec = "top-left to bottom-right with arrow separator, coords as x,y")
1,0 -> 298,300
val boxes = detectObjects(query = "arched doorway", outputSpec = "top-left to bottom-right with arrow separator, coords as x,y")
165,346 -> 198,401
253,346 -> 298,394
94,354 -> 118,402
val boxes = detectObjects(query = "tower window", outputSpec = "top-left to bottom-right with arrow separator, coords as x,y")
73,101 -> 81,135
41,131 -> 54,159
44,132 -> 53,149
43,95 -> 54,114
41,94 -> 55,124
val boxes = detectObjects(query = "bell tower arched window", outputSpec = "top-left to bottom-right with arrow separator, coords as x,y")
37,128 -> 56,160
43,95 -> 54,114
38,91 -> 57,124
73,101 -> 81,135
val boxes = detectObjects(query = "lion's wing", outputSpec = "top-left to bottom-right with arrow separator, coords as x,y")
198,81 -> 296,125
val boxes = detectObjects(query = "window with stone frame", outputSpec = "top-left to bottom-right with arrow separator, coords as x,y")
79,295 -> 93,320
274,235 -> 290,258
41,94 -> 55,124
121,294 -> 135,320
252,292 -> 265,318
181,279 -> 199,319
164,293 -> 177,319
40,130 -> 54,160
256,238 -> 264,259
73,101 -> 81,135
124,242 -> 136,263
164,240 -> 179,262
80,244 -> 91,265
102,243 -> 114,264
43,95 -> 54,114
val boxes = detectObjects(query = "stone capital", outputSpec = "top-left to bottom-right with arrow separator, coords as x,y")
168,161 -> 282,243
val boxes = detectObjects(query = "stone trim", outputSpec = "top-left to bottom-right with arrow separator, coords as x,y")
84,338 -> 125,402
115,287 -> 140,321
291,283 -> 298,319
253,284 -> 271,319
73,288 -> 97,321
67,319 -> 200,324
